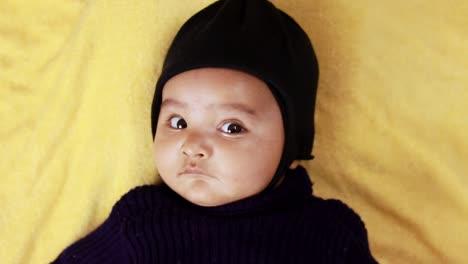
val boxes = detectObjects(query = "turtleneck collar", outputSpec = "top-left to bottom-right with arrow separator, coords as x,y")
162,165 -> 313,216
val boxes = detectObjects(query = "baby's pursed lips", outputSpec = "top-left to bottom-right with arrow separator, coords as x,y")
181,168 -> 205,175
178,167 -> 216,179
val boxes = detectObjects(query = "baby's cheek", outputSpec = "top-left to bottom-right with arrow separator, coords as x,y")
153,143 -> 173,169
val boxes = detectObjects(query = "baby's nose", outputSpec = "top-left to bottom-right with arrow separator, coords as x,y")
180,132 -> 212,159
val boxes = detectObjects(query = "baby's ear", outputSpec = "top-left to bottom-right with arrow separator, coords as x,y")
289,160 -> 300,169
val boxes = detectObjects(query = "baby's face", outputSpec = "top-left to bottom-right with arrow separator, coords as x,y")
153,68 -> 284,206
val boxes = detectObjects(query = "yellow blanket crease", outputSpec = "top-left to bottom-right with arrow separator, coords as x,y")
1,0 -> 467,263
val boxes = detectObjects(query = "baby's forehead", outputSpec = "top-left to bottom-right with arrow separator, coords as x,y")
161,68 -> 278,107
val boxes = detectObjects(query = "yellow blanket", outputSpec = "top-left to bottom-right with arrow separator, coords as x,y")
1,0 -> 467,263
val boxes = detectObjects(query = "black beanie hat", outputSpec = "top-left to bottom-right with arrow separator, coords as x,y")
151,0 -> 319,189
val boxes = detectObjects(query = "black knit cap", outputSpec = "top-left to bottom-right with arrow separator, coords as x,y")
151,0 -> 319,190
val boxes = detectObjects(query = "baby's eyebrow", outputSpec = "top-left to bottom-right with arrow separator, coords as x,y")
216,103 -> 257,116
161,99 -> 256,116
161,98 -> 186,109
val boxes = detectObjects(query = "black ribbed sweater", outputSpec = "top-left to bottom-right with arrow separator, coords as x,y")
53,166 -> 377,263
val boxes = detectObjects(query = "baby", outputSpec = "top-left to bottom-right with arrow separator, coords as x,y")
53,0 -> 377,263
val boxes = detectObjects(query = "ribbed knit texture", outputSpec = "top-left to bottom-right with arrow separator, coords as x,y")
52,166 -> 377,263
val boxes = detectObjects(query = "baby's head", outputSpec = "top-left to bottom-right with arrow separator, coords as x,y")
151,0 -> 319,206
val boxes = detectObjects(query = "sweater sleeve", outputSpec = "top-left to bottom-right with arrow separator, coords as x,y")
345,233 -> 378,264
330,199 -> 378,264
343,216 -> 378,263
51,205 -> 131,264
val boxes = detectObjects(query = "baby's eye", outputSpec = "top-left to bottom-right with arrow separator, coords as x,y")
220,122 -> 245,134
169,116 -> 187,129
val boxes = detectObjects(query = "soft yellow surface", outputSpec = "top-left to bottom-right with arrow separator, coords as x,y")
1,0 -> 467,263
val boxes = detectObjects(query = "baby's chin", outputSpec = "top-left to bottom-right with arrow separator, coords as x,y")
173,180 -> 246,207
